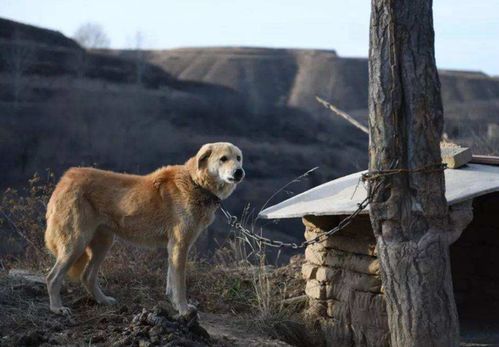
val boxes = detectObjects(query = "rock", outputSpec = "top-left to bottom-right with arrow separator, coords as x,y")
305,269 -> 381,302
325,250 -> 379,275
138,339 -> 151,347
305,245 -> 380,275
124,305 -> 211,346
8,269 -> 45,284
305,280 -> 326,300
148,325 -> 164,337
326,300 -> 349,321
305,230 -> 378,256
189,322 -> 211,340
304,246 -> 325,265
153,300 -> 178,318
440,143 -> 472,169
306,299 -> 327,317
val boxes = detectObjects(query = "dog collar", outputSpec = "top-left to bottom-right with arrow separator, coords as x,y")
195,185 -> 221,207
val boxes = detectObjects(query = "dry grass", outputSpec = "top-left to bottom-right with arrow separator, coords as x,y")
0,171 -> 55,268
187,234 -> 317,346
470,130 -> 499,156
189,205 -> 318,346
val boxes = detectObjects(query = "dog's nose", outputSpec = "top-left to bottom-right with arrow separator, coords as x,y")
234,169 -> 244,181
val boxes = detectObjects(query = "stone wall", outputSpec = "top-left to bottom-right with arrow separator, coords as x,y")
302,193 -> 499,346
301,214 -> 389,347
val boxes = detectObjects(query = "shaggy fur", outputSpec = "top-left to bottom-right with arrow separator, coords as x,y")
45,142 -> 244,316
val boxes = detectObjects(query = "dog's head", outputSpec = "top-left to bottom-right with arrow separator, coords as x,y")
188,142 -> 244,199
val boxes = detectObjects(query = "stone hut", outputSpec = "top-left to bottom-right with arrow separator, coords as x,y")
260,163 -> 499,347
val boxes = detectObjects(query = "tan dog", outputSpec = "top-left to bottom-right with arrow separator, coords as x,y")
44,142 -> 244,316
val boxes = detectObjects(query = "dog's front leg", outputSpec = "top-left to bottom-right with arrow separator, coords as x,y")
166,261 -> 173,298
166,241 -> 174,298
170,242 -> 194,316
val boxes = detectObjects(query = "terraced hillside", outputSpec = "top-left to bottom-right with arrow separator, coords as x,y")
1,18 -> 499,256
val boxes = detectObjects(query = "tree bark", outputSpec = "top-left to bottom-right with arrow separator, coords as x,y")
368,1 -> 460,346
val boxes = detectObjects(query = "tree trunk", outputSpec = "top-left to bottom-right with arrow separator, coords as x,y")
368,1 -> 460,346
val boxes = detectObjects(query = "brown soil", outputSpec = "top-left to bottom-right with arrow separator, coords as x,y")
0,271 -> 294,347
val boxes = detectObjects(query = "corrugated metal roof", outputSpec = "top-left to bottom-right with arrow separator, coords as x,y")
259,164 -> 499,219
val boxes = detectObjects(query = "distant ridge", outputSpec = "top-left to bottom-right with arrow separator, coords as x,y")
1,18 -> 499,255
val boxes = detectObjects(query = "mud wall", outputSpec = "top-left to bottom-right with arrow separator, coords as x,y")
302,193 -> 499,346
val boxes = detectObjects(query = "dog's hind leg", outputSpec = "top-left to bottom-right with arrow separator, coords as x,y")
47,235 -> 89,315
81,228 -> 116,305
46,197 -> 98,315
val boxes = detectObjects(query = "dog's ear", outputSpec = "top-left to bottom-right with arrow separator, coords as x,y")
197,144 -> 213,169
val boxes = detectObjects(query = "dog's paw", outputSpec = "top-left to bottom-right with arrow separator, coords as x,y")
177,303 -> 197,316
176,304 -> 198,325
97,295 -> 117,305
50,306 -> 72,316
187,303 -> 197,313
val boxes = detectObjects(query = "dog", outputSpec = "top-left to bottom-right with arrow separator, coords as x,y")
44,142 -> 244,316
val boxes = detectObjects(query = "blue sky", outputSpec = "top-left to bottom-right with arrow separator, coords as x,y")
1,0 -> 498,75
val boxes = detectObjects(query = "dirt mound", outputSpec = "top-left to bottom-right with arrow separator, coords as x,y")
111,304 -> 213,347
0,273 -> 224,346
0,260 -> 306,347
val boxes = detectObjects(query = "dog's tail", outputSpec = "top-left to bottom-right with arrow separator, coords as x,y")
45,176 -> 92,282
46,238 -> 89,282
45,213 -> 89,282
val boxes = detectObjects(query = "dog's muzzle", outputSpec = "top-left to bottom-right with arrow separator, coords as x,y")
233,169 -> 244,182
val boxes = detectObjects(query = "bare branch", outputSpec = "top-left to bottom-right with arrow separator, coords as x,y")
316,96 -> 369,134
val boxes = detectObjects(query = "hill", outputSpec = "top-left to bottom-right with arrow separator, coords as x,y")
1,18 -> 499,256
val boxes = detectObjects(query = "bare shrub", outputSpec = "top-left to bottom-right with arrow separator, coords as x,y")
470,130 -> 499,156
187,201 -> 316,345
73,22 -> 110,49
0,171 -> 55,267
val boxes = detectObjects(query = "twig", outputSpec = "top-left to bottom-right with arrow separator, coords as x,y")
0,209 -> 39,252
257,167 -> 318,219
78,311 -> 121,325
281,294 -> 307,306
316,96 -> 369,134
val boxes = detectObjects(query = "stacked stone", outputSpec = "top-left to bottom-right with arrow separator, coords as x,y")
301,215 -> 390,347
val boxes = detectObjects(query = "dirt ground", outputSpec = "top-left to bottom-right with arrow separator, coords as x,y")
1,267 -> 499,346
0,269 -> 299,347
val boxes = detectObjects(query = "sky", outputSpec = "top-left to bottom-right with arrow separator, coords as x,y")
1,0 -> 498,75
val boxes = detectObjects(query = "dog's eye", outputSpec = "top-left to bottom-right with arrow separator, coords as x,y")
236,156 -> 241,162
220,156 -> 228,162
